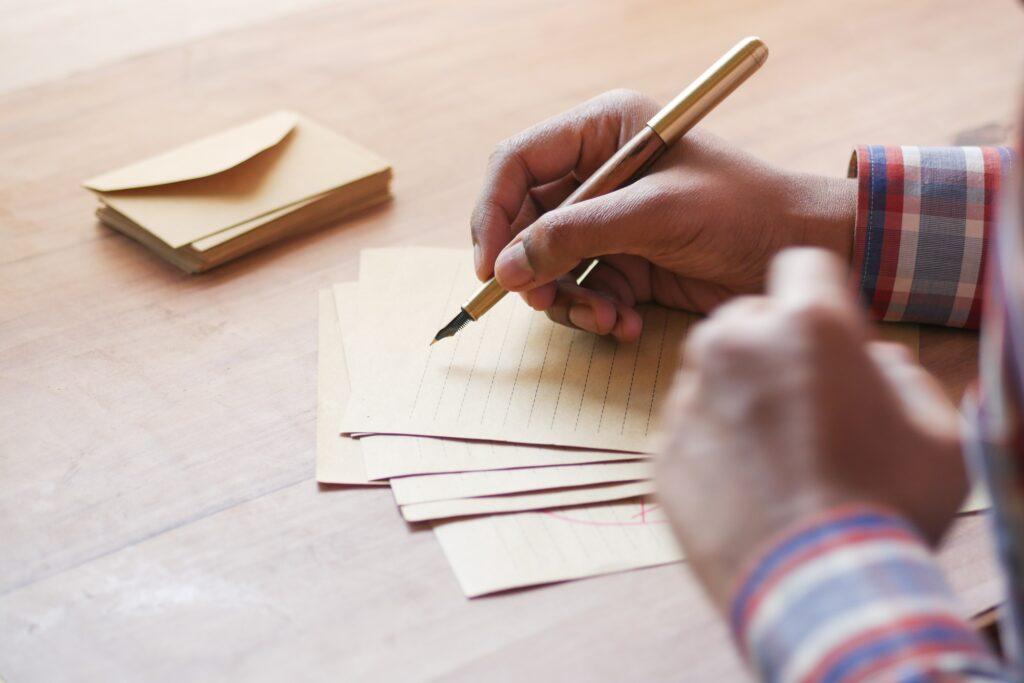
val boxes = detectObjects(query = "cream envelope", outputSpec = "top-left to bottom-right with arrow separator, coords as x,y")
84,111 -> 391,249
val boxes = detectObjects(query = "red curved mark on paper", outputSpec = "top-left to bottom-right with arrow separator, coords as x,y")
541,497 -> 669,527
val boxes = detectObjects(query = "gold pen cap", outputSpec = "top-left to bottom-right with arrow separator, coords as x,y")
647,36 -> 768,145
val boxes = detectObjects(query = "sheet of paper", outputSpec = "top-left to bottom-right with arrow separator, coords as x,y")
356,325 -> 916,481
335,269 -> 626,489
390,460 -> 650,505
338,249 -> 652,480
360,435 -> 646,480
315,287 -> 383,486
403,481 -> 655,522
342,248 -> 691,452
433,496 -> 682,597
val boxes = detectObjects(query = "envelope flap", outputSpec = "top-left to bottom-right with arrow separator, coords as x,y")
84,111 -> 298,192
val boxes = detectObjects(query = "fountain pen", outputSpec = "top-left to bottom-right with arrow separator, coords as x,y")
431,36 -> 769,345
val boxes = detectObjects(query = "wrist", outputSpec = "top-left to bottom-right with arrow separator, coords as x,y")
691,488 -> 853,610
779,172 -> 857,260
728,504 -> 967,681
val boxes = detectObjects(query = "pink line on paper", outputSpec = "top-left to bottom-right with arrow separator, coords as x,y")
541,497 -> 668,527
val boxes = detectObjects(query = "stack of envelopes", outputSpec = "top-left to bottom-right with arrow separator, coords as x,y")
85,111 -> 391,273
317,246 -> 925,597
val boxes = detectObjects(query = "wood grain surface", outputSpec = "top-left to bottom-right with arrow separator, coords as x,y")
2,0 -> 1021,680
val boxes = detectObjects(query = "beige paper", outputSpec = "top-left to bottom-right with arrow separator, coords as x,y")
432,485 -> 985,598
343,248 -> 691,452
390,460 -> 650,505
402,481 -> 655,523
315,287 -> 384,486
342,248 -> 660,486
433,496 -> 682,597
87,112 -> 390,248
85,112 -> 298,191
189,192 -> 325,251
360,435 -> 646,480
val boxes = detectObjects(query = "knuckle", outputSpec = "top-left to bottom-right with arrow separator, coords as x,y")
531,213 -> 573,254
603,87 -> 643,104
469,200 -> 500,239
685,318 -> 759,368
488,137 -> 519,165
598,88 -> 659,118
601,88 -> 650,109
469,205 -> 486,235
786,300 -> 847,340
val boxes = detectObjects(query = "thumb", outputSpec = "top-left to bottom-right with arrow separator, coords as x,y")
492,187 -> 653,292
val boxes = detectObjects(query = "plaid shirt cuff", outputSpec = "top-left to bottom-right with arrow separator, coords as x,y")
849,145 -> 1012,329
729,505 -> 1004,682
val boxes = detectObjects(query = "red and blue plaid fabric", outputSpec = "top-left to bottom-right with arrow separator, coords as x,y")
730,505 -> 1006,681
850,145 -> 1012,329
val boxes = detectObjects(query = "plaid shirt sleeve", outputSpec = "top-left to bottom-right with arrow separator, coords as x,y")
849,145 -> 1013,329
730,504 -> 1008,682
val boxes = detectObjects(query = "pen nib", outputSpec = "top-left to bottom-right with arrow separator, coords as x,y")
431,309 -> 472,345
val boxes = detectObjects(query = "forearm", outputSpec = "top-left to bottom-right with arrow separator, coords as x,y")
730,504 -> 1008,682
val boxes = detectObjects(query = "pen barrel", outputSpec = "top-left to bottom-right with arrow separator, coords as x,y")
560,125 -> 667,206
648,36 -> 768,145
463,277 -> 507,319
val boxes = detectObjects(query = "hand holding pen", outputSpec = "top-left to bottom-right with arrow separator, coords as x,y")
437,37 -> 858,343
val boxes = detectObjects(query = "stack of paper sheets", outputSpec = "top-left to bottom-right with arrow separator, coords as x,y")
316,246 -> 924,597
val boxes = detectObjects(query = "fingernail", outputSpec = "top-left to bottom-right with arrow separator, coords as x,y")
569,304 -> 596,332
473,242 -> 482,274
494,242 -> 533,289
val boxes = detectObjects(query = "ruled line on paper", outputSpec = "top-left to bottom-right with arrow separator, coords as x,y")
455,311 -> 486,422
342,248 -> 692,452
549,331 -> 576,429
619,310 -> 645,435
644,310 -> 669,436
502,310 -> 536,428
360,434 -> 649,480
418,267 -> 463,422
526,324 -> 555,428
573,334 -> 597,433
596,340 -> 619,432
481,309 -> 512,422
432,496 -> 684,597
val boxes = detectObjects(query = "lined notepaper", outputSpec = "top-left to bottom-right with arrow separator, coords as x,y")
433,496 -> 683,597
401,481 -> 655,522
320,247 -> 935,598
342,250 -> 692,452
390,460 -> 651,505
360,435 -> 646,480
315,287 -> 381,485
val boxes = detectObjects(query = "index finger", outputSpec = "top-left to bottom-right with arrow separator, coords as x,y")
766,247 -> 863,325
470,90 -> 655,280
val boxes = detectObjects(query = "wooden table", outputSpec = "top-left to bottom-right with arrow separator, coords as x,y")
2,0 -> 1019,680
